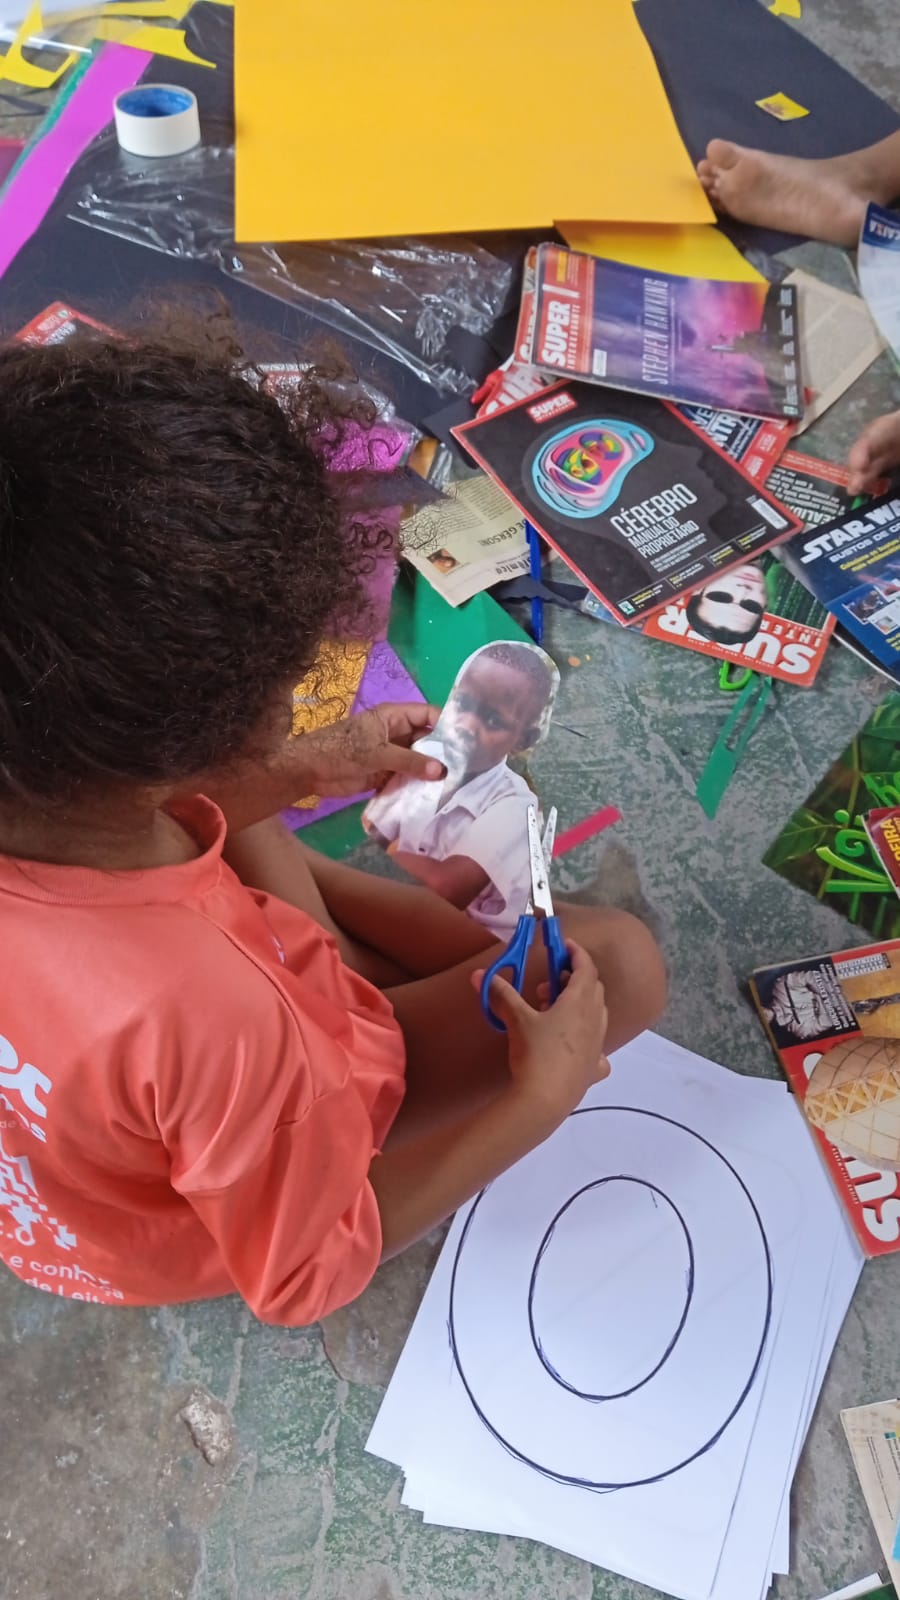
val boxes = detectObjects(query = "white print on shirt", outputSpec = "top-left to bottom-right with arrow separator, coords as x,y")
0,1129 -> 75,1251
0,1031 -> 51,1141
0,1029 -> 124,1302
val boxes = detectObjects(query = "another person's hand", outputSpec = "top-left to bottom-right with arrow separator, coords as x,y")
847,409 -> 900,496
473,939 -> 609,1133
292,702 -> 444,799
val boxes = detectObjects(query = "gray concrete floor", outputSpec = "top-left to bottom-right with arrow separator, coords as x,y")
4,5 -> 900,1599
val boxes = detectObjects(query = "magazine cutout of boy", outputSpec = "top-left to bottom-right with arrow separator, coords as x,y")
362,641 -> 559,938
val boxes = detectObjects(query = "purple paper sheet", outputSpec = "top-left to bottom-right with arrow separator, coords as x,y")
282,640 -> 424,831
0,44 -> 152,284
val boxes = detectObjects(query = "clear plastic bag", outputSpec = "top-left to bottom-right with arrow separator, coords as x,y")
67,137 -> 514,396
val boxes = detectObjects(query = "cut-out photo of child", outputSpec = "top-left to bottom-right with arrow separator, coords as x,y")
363,641 -> 559,937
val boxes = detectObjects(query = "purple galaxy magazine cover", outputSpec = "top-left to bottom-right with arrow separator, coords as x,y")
524,243 -> 803,420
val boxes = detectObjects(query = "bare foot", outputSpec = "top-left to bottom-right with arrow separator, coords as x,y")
696,139 -> 893,245
847,410 -> 900,495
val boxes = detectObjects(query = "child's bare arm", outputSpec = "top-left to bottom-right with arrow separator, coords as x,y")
390,850 -> 490,909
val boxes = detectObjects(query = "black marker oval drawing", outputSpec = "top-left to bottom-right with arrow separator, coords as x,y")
527,1176 -> 694,1401
447,1106 -> 773,1492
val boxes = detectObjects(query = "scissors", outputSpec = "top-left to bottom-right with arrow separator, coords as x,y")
480,804 -> 571,1032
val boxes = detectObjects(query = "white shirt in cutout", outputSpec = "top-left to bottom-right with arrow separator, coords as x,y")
364,743 -> 537,938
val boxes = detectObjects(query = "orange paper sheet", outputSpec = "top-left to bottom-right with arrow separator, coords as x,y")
235,0 -> 713,242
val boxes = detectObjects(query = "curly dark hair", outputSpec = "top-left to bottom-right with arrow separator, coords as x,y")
0,329 -> 405,806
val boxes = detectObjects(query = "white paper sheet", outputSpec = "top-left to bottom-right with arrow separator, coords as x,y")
369,1035 -> 860,1600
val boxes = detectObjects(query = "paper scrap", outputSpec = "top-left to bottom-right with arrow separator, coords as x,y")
401,474 -> 528,607
858,203 -> 900,368
553,806 -> 622,856
0,1 -> 232,84
815,1576 -> 888,1599
234,0 -> 712,242
756,91 -> 810,120
786,267 -> 885,431
557,221 -> 766,284
841,1400 -> 900,1593
769,0 -> 801,15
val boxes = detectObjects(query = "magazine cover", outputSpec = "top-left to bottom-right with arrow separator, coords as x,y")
521,242 -> 803,419
15,302 -> 117,345
452,381 -> 802,625
864,808 -> 900,899
640,450 -> 863,685
780,490 -> 900,680
750,938 -> 900,1257
763,694 -> 900,942
674,404 -> 794,481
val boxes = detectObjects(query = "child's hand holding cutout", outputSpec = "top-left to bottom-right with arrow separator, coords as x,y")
295,702 -> 444,798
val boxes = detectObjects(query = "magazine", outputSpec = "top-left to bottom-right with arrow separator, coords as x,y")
452,381 -> 801,625
780,490 -> 900,681
858,202 -> 900,367
750,936 -> 900,1257
674,403 -> 794,481
763,694 -> 900,943
640,450 -> 852,685
864,808 -> 900,899
15,301 -> 116,344
519,242 -> 803,419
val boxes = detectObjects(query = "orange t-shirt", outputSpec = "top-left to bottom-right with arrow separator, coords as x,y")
0,798 -> 405,1325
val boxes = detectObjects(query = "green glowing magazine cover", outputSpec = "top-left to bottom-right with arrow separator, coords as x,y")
763,694 -> 900,940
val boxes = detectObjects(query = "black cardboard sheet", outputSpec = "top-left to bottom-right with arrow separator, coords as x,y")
636,0 -> 900,255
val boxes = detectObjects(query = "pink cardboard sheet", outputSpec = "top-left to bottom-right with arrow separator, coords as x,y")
0,44 -> 152,284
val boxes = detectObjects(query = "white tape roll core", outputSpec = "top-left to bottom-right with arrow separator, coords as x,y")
114,83 -> 200,158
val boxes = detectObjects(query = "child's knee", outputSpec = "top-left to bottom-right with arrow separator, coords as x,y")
559,904 -> 666,1041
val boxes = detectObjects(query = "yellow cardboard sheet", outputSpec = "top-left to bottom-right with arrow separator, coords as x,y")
557,221 -> 766,284
235,0 -> 713,242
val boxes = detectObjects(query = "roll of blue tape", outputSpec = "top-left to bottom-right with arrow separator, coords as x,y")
114,83 -> 200,158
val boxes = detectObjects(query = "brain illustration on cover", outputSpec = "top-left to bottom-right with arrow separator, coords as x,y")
531,420 -> 654,519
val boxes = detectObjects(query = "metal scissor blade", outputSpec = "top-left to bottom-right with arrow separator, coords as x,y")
541,806 -> 558,870
526,804 -> 554,919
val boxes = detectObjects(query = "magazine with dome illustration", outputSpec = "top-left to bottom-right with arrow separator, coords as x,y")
452,380 -> 802,625
522,242 -> 803,419
750,938 -> 900,1257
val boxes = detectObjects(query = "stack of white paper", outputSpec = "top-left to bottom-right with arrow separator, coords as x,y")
368,1033 -> 863,1600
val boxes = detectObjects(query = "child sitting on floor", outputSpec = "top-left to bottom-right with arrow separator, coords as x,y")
0,332 -> 665,1327
363,641 -> 557,937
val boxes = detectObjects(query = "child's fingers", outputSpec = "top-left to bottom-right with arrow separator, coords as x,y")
384,744 -> 445,781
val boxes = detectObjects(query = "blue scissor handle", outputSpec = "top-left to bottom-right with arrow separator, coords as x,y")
542,915 -> 571,1002
480,915 -> 535,1032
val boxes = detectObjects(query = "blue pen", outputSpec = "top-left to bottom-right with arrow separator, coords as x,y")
525,520 -> 544,646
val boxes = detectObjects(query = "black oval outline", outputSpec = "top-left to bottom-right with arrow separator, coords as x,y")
447,1105 -> 773,1491
527,1176 -> 694,1401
